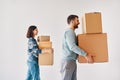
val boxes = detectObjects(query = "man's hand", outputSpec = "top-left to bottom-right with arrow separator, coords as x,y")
85,54 -> 94,63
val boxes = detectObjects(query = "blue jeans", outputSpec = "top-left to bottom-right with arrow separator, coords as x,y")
60,59 -> 77,80
26,62 -> 40,80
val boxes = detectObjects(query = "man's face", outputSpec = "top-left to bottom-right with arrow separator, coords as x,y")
72,17 -> 80,29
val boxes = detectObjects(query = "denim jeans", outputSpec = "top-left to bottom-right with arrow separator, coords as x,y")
26,62 -> 40,80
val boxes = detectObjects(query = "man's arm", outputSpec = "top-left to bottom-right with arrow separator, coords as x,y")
65,30 -> 87,56
65,30 -> 94,63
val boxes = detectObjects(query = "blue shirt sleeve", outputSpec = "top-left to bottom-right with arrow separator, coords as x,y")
28,38 -> 41,57
65,30 -> 87,56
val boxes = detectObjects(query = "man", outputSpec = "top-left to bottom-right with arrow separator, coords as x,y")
60,15 -> 94,80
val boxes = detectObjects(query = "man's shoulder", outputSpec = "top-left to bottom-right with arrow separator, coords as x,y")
64,28 -> 73,33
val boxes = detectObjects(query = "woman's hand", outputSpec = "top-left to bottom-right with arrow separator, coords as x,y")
42,48 -> 54,53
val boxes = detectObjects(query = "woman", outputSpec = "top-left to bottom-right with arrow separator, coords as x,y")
26,25 -> 41,80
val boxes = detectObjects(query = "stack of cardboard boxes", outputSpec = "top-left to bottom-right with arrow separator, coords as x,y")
78,12 -> 108,63
37,36 -> 53,65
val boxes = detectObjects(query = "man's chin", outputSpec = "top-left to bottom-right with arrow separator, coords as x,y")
75,26 -> 78,29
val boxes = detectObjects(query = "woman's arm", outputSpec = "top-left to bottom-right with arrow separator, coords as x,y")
28,38 -> 41,57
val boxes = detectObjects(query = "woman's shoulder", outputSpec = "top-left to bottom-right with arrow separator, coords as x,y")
28,37 -> 35,42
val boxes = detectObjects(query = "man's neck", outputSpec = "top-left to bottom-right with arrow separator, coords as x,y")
69,25 -> 75,31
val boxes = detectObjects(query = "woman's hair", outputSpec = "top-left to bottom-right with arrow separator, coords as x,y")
26,25 -> 37,38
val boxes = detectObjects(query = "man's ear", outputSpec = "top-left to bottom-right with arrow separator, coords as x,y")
71,20 -> 74,23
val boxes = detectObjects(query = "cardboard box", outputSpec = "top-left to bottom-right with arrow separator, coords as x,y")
37,36 -> 50,42
77,33 -> 108,63
38,41 -> 52,49
82,12 -> 102,34
38,52 -> 53,65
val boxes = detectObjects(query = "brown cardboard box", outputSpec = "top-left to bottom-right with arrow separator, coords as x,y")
38,41 -> 52,49
82,12 -> 102,34
37,36 -> 50,42
38,52 -> 53,65
77,33 -> 108,63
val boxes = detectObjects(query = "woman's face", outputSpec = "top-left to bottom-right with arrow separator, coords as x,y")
33,28 -> 38,36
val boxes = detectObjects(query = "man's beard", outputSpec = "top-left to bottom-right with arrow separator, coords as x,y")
74,25 -> 78,29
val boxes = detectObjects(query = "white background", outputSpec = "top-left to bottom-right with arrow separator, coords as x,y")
0,0 -> 120,80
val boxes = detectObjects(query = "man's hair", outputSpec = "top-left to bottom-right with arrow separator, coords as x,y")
67,15 -> 78,24
26,25 -> 37,38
